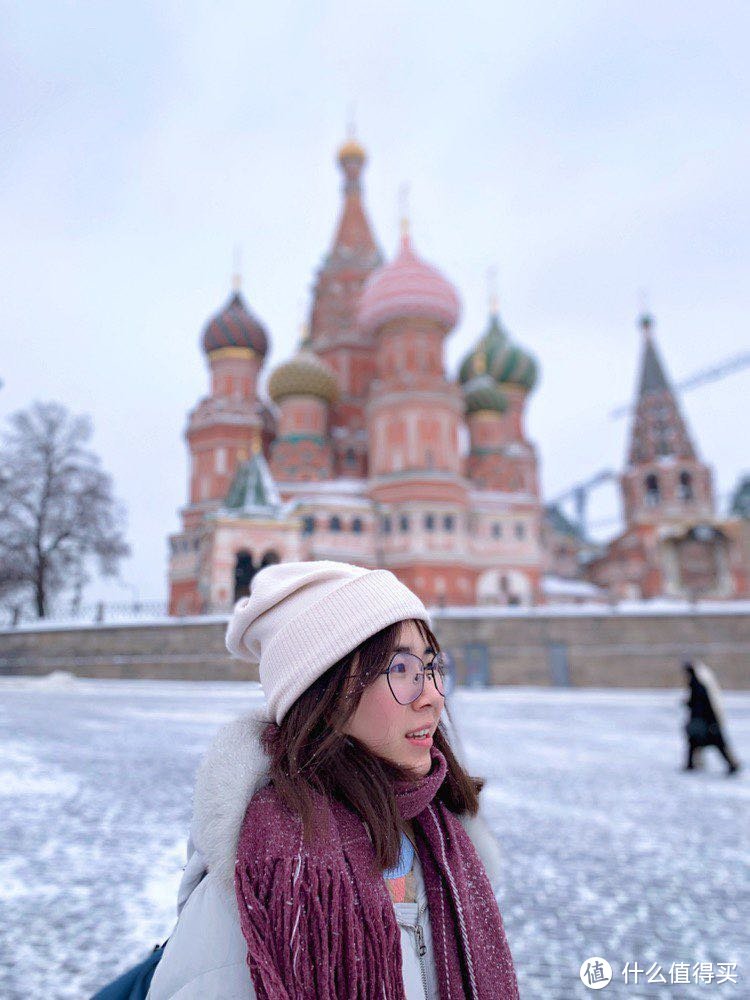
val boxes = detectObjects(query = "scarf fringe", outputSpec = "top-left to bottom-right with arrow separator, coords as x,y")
237,851 -> 405,1000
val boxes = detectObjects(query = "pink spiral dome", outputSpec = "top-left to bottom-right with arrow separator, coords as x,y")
357,230 -> 461,335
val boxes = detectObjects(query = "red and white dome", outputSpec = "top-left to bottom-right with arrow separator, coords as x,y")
357,232 -> 461,335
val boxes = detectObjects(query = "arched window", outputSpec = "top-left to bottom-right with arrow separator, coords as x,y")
424,513 -> 435,531
491,522 -> 502,539
645,474 -> 660,506
351,517 -> 363,534
679,471 -> 693,501
345,447 -> 357,466
514,522 -> 525,540
329,515 -> 342,532
399,514 -> 410,533
302,515 -> 315,535
382,515 -> 392,534
443,514 -> 455,531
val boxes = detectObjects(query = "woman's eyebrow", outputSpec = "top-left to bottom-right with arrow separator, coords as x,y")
393,645 -> 435,655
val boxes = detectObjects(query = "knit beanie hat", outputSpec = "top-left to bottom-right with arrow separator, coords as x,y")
225,560 -> 430,723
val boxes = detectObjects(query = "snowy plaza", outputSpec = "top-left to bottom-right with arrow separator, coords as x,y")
0,677 -> 747,999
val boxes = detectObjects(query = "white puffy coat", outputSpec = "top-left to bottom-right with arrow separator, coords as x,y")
148,709 -> 503,1000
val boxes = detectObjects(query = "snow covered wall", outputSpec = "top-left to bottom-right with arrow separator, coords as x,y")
1,602 -> 750,687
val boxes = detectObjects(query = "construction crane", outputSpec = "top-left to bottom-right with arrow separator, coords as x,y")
609,351 -> 750,419
553,337 -> 748,536
548,470 -> 616,538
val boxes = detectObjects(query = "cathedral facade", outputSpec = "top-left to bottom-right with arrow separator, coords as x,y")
168,137 -> 544,614
168,139 -> 747,614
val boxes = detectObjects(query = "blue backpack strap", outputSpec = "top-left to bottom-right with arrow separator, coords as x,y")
90,942 -> 166,1000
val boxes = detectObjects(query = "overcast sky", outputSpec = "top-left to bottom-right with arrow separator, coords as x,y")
2,1 -> 748,606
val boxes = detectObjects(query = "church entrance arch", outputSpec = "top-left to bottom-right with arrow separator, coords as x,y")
233,549 -> 256,602
233,549 -> 281,603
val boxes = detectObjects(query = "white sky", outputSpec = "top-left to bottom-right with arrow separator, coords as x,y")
1,1 -> 748,605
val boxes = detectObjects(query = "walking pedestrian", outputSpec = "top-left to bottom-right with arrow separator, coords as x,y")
682,660 -> 741,776
147,560 -> 519,999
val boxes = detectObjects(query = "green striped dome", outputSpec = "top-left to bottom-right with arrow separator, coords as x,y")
463,375 -> 508,414
458,313 -> 538,392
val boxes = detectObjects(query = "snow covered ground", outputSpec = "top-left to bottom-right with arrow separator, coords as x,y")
0,676 -> 747,999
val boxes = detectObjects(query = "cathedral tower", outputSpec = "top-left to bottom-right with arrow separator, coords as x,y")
359,223 -> 471,605
181,281 -> 271,530
621,313 -> 714,526
168,281 -> 272,614
459,305 -> 540,495
308,136 -> 383,477
267,336 -> 339,482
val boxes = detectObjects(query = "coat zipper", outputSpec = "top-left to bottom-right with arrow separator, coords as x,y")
414,903 -> 429,999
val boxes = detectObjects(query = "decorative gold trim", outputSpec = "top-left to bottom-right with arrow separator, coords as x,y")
470,409 -> 503,420
209,346 -> 256,361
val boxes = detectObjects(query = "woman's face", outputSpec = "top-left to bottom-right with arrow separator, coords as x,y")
343,621 -> 445,778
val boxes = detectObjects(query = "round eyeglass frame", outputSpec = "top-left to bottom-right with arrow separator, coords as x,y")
379,650 -> 448,705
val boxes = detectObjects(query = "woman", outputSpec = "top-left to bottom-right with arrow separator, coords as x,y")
682,660 -> 741,775
148,560 -> 519,999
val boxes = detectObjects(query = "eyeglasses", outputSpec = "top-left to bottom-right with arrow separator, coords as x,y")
379,650 -> 448,705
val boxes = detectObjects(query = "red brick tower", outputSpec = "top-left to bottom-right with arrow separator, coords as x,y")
267,337 -> 340,482
309,136 -> 383,478
587,313 -> 745,600
359,222 -> 471,605
622,313 -> 714,526
168,281 -> 271,614
458,306 -> 540,495
182,280 -> 271,530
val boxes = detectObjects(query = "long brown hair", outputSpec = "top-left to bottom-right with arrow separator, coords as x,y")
261,617 -> 484,870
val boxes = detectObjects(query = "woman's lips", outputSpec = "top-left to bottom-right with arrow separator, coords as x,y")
405,733 -> 433,747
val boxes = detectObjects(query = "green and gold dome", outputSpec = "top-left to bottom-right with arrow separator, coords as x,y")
267,346 -> 340,405
459,312 -> 538,392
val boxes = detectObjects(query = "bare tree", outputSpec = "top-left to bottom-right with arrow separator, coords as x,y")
0,401 -> 130,617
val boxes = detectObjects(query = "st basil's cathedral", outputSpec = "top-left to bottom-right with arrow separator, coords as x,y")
168,136 -> 747,614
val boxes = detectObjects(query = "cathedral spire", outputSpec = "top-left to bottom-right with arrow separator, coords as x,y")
487,265 -> 499,317
325,132 -> 381,268
627,313 -> 696,467
636,312 -> 670,397
231,245 -> 242,292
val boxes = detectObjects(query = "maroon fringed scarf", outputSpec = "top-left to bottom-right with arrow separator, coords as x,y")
235,747 -> 519,999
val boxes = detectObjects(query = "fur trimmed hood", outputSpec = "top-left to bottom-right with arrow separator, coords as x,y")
179,708 -> 270,909
177,707 -> 504,914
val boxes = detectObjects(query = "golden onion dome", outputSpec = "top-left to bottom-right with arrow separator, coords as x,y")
337,137 -> 366,163
267,348 -> 340,405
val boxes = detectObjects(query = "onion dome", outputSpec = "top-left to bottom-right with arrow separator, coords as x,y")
458,312 -> 538,392
267,347 -> 340,405
357,229 -> 461,336
201,289 -> 269,357
337,137 -> 366,164
463,374 -> 508,414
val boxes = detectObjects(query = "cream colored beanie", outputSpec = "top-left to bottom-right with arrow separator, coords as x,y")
225,560 -> 430,723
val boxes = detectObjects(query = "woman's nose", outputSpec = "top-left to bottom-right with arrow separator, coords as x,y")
413,672 -> 444,709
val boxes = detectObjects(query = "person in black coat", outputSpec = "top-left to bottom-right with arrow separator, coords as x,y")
682,661 -> 741,775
